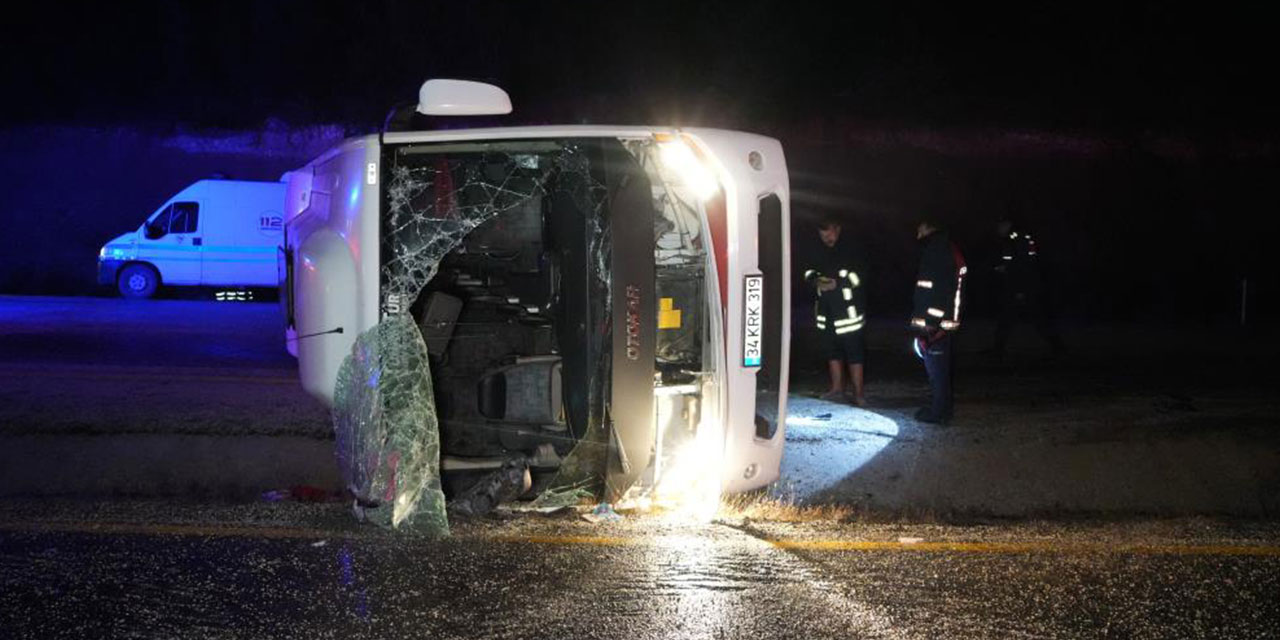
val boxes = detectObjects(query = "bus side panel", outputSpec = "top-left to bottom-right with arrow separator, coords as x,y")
296,228 -> 358,405
292,137 -> 379,406
354,141 -> 382,337
684,129 -> 791,494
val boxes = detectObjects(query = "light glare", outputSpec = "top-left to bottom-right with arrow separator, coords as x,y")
659,140 -> 720,201
652,415 -> 724,522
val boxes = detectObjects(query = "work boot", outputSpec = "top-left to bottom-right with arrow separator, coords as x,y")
913,407 -> 948,425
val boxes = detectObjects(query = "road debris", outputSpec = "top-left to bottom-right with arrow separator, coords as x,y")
448,458 -> 532,518
582,503 -> 624,524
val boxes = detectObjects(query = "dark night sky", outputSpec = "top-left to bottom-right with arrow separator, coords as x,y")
2,1 -> 1274,134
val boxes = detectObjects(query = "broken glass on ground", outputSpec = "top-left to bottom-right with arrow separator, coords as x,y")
581,502 -> 624,524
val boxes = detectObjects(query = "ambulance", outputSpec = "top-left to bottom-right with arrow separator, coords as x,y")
282,80 -> 790,504
98,179 -> 286,298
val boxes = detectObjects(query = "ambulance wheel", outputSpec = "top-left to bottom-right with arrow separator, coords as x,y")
117,264 -> 159,299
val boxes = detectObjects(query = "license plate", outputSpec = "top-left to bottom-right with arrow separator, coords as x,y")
742,274 -> 763,367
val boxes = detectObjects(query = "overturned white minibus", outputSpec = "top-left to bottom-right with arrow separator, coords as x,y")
282,80 -> 790,510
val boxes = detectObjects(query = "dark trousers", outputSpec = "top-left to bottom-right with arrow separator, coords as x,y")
993,290 -> 1063,354
922,332 -> 953,418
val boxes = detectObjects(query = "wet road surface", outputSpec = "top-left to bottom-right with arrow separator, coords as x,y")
2,501 -> 1278,639
0,295 -> 293,370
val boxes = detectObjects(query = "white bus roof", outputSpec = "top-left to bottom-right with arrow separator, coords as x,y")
304,126 -> 776,170
380,125 -> 680,145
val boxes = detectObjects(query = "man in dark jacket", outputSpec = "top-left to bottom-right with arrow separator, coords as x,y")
804,218 -> 868,406
988,219 -> 1064,357
910,219 -> 966,423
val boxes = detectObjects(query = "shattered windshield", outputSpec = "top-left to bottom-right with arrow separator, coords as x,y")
379,141 -> 604,312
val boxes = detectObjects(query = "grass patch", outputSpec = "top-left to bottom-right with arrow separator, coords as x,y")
717,492 -> 854,523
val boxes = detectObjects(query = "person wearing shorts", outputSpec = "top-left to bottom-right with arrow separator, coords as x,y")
803,218 -> 868,406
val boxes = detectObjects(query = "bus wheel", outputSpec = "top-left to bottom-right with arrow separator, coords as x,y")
117,264 -> 160,299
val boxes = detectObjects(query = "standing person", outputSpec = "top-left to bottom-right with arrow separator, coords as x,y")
988,219 -> 1064,358
910,219 -> 967,424
803,217 -> 868,406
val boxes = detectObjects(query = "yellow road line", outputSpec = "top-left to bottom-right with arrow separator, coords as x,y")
2,521 -> 1278,557
494,536 -> 1280,556
766,539 -> 1280,556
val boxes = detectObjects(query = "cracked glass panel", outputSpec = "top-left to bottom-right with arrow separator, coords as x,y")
332,314 -> 448,534
380,143 -> 595,312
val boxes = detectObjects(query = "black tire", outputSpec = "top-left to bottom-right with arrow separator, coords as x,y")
117,263 -> 160,299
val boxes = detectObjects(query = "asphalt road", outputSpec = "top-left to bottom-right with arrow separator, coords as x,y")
0,295 -> 328,437
0,294 -> 293,370
0,295 -> 334,496
1,501 -> 1278,639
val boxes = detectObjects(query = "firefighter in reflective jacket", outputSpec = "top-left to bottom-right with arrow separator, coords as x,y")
988,219 -> 1064,357
910,219 -> 966,424
804,218 -> 868,406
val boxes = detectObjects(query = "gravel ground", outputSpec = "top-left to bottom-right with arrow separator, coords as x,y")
777,319 -> 1280,517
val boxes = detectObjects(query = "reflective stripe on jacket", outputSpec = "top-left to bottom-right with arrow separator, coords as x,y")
911,231 -> 966,331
